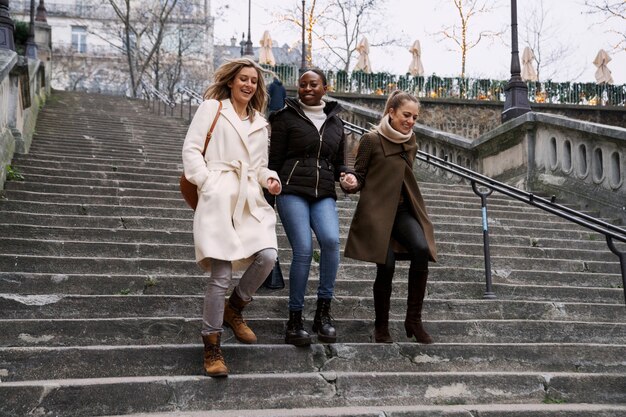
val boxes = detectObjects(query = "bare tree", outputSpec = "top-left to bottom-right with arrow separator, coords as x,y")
274,0 -> 332,67
105,0 -> 180,97
584,0 -> 626,52
274,0 -> 395,72
317,0 -> 396,72
434,0 -> 503,79
521,0 -> 578,81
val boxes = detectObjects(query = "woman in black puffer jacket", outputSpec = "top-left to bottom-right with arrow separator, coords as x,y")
269,69 -> 354,346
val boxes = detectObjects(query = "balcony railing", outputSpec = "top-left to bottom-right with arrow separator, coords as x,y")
263,64 -> 626,107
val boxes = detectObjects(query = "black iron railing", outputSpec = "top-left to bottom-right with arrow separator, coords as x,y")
177,87 -> 203,121
141,81 -> 175,116
343,121 -> 626,305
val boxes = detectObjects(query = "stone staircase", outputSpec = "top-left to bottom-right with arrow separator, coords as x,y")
0,90 -> 625,417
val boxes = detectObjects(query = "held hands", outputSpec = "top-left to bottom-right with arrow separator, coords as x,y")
340,172 -> 358,191
267,178 -> 281,195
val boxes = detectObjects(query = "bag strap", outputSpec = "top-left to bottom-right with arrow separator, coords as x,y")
201,101 -> 223,156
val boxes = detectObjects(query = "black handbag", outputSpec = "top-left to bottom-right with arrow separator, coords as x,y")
262,258 -> 284,290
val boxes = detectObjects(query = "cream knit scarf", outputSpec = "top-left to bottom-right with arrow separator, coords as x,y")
374,114 -> 412,144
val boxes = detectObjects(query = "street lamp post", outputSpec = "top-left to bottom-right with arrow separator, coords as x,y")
0,0 -> 16,51
36,0 -> 47,22
25,0 -> 38,58
243,0 -> 254,57
300,0 -> 306,74
501,0 -> 531,123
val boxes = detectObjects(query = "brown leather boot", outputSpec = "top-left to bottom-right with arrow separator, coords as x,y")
404,270 -> 434,344
223,289 -> 257,344
373,282 -> 393,343
202,333 -> 228,377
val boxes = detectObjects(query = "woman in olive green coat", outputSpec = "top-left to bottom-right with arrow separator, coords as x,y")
342,90 -> 437,344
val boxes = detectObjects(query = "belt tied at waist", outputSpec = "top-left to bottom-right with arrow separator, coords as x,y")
207,160 -> 263,224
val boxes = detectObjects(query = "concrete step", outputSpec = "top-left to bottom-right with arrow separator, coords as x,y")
2,343 -> 625,382
0,223 -> 613,254
103,404 -> 626,417
1,270 -> 622,296
0,235 -> 617,264
0,253 -> 620,285
1,294 -> 623,321
1,372 -> 624,416
1,318 -> 624,346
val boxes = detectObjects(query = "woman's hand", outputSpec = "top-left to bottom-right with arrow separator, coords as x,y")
340,172 -> 358,191
267,178 -> 281,195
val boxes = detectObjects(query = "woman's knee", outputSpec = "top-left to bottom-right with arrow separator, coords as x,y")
255,248 -> 277,268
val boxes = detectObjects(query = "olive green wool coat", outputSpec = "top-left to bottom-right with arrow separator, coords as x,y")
344,131 -> 437,265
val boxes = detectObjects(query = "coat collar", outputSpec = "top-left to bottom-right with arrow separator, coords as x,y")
379,132 -> 417,157
219,98 -> 268,147
282,97 -> 343,120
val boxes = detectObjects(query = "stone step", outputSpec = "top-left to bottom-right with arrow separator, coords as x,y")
2,343 -> 625,382
0,236 -> 617,265
0,250 -> 619,278
103,404 -> 626,417
1,295 -> 622,321
0,212 -> 606,247
0,224 -> 612,253
1,318 -> 624,346
0,203 -> 600,237
11,153 -> 182,170
1,271 -> 621,295
1,372 -> 624,416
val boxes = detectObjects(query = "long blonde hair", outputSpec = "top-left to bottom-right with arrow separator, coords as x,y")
382,90 -> 420,116
203,58 -> 270,120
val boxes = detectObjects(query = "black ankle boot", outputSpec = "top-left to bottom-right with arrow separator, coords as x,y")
285,310 -> 312,346
312,298 -> 337,343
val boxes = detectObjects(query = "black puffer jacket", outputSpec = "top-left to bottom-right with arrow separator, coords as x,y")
269,98 -> 348,201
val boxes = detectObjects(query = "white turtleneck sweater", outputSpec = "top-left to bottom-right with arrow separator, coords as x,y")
298,100 -> 326,132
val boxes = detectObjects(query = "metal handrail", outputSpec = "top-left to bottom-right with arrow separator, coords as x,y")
177,87 -> 203,120
344,121 -> 626,305
141,81 -> 175,116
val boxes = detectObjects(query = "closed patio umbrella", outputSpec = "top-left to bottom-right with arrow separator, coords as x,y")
593,49 -> 613,84
259,30 -> 276,66
353,37 -> 372,73
408,40 -> 424,76
521,46 -> 538,82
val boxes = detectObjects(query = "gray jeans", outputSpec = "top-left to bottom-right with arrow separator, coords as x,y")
201,248 -> 277,335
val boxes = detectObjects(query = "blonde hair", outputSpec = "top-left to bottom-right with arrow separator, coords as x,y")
203,58 -> 270,121
382,90 -> 420,116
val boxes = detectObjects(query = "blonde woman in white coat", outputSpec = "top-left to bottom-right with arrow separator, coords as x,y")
182,58 -> 281,377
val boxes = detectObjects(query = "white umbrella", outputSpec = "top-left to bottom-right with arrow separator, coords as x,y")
353,37 -> 371,73
259,30 -> 276,66
408,40 -> 424,76
521,46 -> 538,82
593,49 -> 613,84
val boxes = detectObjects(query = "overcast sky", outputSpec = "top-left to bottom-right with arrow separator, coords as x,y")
213,0 -> 624,84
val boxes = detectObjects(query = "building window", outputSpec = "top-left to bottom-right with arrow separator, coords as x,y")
72,26 -> 87,53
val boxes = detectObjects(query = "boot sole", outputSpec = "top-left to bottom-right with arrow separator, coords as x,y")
316,334 -> 337,343
285,337 -> 312,347
205,371 -> 228,378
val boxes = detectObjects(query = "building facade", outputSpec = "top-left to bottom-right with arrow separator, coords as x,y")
10,0 -> 215,96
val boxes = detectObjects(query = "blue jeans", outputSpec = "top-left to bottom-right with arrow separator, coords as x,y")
277,194 -> 340,311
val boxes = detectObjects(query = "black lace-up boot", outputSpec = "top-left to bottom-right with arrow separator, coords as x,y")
312,298 -> 337,343
285,310 -> 312,346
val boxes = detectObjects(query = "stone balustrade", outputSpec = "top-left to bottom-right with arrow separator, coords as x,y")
0,48 -> 49,190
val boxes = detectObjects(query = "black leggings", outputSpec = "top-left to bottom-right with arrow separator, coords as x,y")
375,202 -> 430,296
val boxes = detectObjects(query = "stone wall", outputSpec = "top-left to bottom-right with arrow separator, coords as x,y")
0,49 -> 49,190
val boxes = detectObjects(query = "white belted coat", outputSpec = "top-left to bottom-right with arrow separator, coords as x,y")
182,98 -> 279,270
